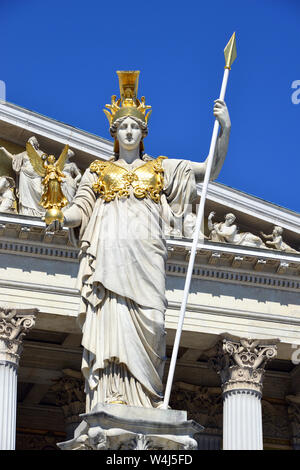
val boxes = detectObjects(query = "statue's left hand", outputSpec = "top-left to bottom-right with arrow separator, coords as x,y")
213,99 -> 231,129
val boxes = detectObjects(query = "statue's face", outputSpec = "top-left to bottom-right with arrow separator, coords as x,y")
117,117 -> 142,151
29,138 -> 39,150
225,214 -> 235,225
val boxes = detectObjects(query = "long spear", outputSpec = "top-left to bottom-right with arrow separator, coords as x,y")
162,32 -> 237,409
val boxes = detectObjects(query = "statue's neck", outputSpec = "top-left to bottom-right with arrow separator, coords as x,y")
118,146 -> 140,164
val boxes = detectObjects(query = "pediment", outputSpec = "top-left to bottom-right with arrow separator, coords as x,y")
196,181 -> 300,253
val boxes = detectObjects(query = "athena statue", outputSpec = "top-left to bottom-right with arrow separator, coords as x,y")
48,71 -> 231,411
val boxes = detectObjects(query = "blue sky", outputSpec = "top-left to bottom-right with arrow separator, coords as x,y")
1,0 -> 300,212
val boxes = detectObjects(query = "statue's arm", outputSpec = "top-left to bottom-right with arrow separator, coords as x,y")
0,147 -> 14,159
266,240 -> 277,247
210,99 -> 231,181
0,195 -> 14,212
63,204 -> 82,228
190,161 -> 206,183
46,168 -> 95,232
191,100 -> 231,183
45,204 -> 82,232
260,232 -> 273,239
207,211 -> 215,231
215,224 -> 225,236
73,165 -> 82,183
266,236 -> 281,247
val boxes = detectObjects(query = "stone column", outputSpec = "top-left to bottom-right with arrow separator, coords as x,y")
286,394 -> 300,450
0,306 -> 37,450
51,369 -> 85,440
211,337 -> 278,450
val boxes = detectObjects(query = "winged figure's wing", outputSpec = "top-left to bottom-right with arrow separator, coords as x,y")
26,142 -> 46,177
56,145 -> 69,171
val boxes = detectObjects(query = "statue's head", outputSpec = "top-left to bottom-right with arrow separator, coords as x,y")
274,226 -> 283,235
67,149 -> 75,161
47,155 -> 56,164
225,213 -> 236,224
28,136 -> 39,150
0,176 -> 15,193
103,71 -> 151,158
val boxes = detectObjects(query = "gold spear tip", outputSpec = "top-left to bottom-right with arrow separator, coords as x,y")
224,32 -> 237,70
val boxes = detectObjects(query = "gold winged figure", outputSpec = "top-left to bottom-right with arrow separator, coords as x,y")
26,142 -> 69,224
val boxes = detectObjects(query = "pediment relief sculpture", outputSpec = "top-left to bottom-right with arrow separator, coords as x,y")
0,137 -> 81,217
260,226 -> 299,254
208,211 -> 299,253
0,175 -> 17,213
208,211 -> 267,248
0,136 -> 46,217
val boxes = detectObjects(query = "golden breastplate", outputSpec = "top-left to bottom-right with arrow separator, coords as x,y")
89,156 -> 167,203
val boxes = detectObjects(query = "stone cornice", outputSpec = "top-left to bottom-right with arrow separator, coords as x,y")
0,101 -> 113,160
167,238 -> 300,283
0,244 -> 299,292
0,215 -> 299,291
168,301 -> 300,327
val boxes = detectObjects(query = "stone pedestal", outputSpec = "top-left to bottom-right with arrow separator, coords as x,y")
0,306 -> 37,450
211,336 -> 278,450
58,404 -> 203,450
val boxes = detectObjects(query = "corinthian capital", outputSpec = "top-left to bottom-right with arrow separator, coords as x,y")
211,336 -> 279,396
0,305 -> 37,366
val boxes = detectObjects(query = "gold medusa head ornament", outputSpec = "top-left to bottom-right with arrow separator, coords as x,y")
26,142 -> 69,225
103,70 -> 152,154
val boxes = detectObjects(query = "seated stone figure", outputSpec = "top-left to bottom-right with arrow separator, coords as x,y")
0,176 -> 16,213
261,226 -> 299,253
208,212 -> 267,248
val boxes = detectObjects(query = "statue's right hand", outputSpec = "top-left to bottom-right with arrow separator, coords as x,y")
44,219 -> 64,232
208,211 -> 215,219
